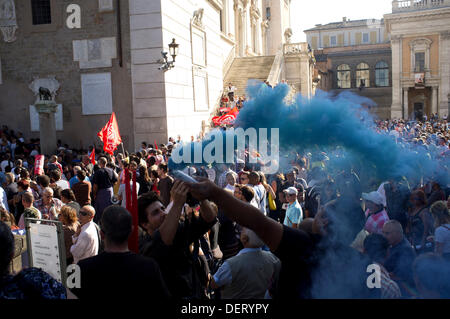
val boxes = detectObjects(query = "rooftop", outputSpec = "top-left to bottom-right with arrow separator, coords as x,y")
392,0 -> 450,13
304,18 -> 384,32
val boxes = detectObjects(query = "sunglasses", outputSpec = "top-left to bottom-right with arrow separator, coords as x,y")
79,210 -> 89,216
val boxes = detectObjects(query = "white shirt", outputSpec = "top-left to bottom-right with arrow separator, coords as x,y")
55,179 -> 70,190
70,221 -> 99,264
0,186 -> 9,212
118,181 -> 140,208
0,160 -> 12,172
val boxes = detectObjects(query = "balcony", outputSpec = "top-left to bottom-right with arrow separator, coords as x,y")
392,0 -> 450,12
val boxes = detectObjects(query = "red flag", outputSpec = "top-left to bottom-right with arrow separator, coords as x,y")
154,140 -> 158,150
212,106 -> 239,126
97,112 -> 122,155
89,148 -> 96,165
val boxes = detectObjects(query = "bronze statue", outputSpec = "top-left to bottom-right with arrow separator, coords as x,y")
38,87 -> 52,101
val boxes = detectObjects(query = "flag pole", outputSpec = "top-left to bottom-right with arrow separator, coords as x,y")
121,142 -> 126,156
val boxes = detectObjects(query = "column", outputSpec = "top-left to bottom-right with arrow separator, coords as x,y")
403,88 -> 409,119
432,86 -> 438,115
439,31 -> 450,117
390,36 -> 403,118
35,101 -> 58,156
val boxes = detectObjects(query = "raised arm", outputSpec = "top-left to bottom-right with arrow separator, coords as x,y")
158,180 -> 188,246
188,179 -> 283,252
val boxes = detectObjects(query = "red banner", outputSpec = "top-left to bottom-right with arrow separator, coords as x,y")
34,155 -> 45,176
125,168 -> 139,253
97,112 -> 122,155
212,107 -> 239,126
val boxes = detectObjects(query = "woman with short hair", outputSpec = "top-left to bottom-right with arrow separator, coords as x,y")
58,205 -> 80,265
429,201 -> 450,261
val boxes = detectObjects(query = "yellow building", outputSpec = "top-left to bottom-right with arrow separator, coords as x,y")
385,0 -> 450,120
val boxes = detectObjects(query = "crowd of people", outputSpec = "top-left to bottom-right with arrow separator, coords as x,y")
0,115 -> 449,300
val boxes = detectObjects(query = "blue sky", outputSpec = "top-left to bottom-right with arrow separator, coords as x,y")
290,0 -> 393,41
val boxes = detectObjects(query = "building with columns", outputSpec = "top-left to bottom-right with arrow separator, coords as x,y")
385,0 -> 450,120
0,0 -> 309,151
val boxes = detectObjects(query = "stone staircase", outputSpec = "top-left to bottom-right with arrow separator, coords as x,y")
223,55 -> 276,97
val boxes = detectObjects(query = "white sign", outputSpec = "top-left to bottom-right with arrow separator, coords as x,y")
28,222 -> 63,282
29,104 -> 63,132
66,4 -> 81,29
81,72 -> 113,115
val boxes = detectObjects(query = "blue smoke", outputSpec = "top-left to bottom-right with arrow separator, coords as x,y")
169,82 -> 449,186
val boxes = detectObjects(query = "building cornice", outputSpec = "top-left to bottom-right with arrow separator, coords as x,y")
384,7 -> 450,23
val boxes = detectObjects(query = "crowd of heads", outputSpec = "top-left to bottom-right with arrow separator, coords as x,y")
1,82 -> 450,300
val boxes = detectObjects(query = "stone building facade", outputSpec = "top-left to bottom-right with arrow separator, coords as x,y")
0,0 -> 134,150
0,0 -> 292,151
385,0 -> 450,120
305,19 -> 392,119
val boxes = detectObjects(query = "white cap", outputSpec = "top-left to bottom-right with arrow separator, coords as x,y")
362,191 -> 384,206
283,187 -> 298,195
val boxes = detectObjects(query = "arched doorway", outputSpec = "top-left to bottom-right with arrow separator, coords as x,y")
409,89 -> 431,121
413,102 -> 424,121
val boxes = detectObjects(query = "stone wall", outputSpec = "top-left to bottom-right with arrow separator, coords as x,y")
0,0 -> 134,151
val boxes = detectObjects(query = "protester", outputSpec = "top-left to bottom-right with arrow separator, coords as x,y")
362,191 -> 390,234
71,205 -> 170,300
72,169 -> 91,206
61,189 -> 81,214
363,234 -> 401,298
117,170 -> 140,208
34,187 -> 63,220
382,220 -> 416,296
70,205 -> 99,264
59,205 -> 80,265
210,227 -> 280,298
138,181 -> 217,299
283,187 -> 303,228
429,201 -> 450,261
92,157 -> 116,224
17,192 -> 41,229
406,189 -> 434,253
156,163 -> 173,207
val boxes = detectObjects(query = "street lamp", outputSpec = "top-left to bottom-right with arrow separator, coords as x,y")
158,38 -> 179,71
168,38 -> 179,62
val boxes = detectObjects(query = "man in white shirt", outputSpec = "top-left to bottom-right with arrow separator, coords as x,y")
71,205 -> 99,264
249,171 -> 266,215
0,186 -> 9,211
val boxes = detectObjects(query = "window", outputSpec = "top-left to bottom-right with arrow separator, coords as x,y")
415,52 -> 425,72
266,7 -> 271,20
31,0 -> 51,25
330,36 -> 337,46
356,63 -> 370,87
375,61 -> 389,87
362,32 -> 369,44
337,64 -> 351,88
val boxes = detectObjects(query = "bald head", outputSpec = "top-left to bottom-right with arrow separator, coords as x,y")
81,205 -> 96,218
382,220 -> 404,246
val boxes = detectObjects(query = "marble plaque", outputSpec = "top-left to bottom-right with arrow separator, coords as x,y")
30,104 -> 63,132
193,67 -> 209,111
81,73 -> 113,115
73,37 -> 117,69
99,0 -> 114,12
